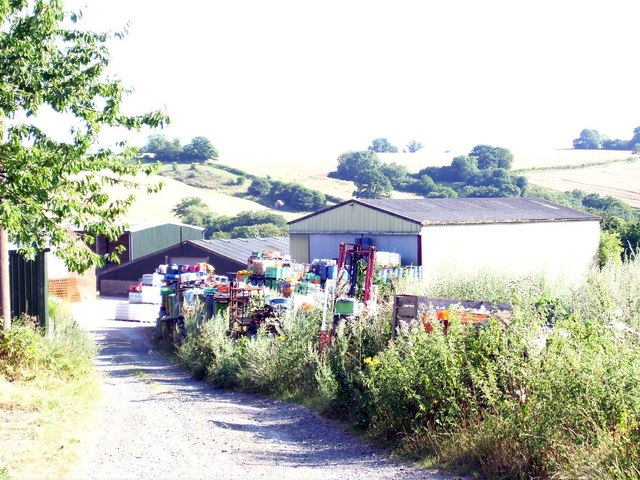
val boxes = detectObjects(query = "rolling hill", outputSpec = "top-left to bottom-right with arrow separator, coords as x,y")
118,148 -> 639,225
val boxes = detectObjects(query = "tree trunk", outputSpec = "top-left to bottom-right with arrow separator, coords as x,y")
0,226 -> 10,329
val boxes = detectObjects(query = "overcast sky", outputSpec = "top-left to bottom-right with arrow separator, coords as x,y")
66,0 -> 640,161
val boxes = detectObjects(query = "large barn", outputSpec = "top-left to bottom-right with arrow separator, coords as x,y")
288,198 -> 601,283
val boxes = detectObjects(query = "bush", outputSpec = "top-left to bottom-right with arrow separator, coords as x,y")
0,304 -> 96,382
174,258 -> 640,479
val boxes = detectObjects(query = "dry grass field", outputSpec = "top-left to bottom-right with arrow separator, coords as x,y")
525,158 -> 640,207
107,175 -> 297,225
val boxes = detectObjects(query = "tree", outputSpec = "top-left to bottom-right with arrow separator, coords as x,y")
206,210 -> 288,239
450,155 -> 478,180
140,134 -> 182,162
405,140 -> 423,153
368,138 -> 398,153
353,168 -> 392,199
330,150 -> 381,182
182,136 -> 218,163
469,145 -> 514,170
381,162 -> 411,187
573,129 -> 602,149
627,126 -> 640,150
247,178 -> 272,197
602,138 -> 628,150
416,174 -> 437,196
0,1 -> 167,328
621,222 -> 640,259
172,197 -> 208,216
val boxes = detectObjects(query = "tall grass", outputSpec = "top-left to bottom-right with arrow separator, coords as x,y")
175,258 -> 640,479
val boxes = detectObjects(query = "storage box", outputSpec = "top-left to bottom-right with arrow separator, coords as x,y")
335,298 -> 359,315
142,273 -> 162,286
265,266 -> 282,279
115,302 -> 160,322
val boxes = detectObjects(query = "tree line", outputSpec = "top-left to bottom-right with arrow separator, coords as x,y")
573,126 -> 640,151
140,134 -> 219,163
172,197 -> 288,239
329,144 -> 527,199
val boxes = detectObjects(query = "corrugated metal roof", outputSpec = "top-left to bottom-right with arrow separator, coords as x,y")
189,237 -> 290,264
290,198 -> 599,226
127,221 -> 204,233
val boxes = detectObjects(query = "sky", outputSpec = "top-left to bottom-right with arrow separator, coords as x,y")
63,0 -> 640,162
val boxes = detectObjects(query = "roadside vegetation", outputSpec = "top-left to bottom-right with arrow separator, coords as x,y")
176,258 -> 640,479
0,302 -> 100,480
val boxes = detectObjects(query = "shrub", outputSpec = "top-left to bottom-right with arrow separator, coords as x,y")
174,258 -> 640,478
0,304 -> 95,382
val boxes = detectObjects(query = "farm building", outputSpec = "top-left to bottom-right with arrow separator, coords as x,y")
288,198 -> 601,283
90,221 -> 205,265
98,236 -> 289,295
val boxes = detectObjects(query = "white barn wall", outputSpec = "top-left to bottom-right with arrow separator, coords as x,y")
420,220 -> 600,283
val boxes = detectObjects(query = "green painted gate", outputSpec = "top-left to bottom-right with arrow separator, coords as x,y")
9,250 -> 48,329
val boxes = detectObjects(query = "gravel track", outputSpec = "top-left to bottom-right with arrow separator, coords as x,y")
71,299 -> 453,480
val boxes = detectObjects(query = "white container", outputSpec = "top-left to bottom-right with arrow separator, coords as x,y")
115,302 -> 159,322
142,272 -> 162,286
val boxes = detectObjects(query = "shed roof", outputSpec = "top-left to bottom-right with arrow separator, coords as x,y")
289,198 -> 599,226
190,237 -> 290,265
127,221 -> 204,233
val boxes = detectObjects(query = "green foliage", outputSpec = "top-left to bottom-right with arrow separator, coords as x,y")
621,222 -> 640,259
368,138 -> 398,153
573,128 -> 603,149
628,126 -> 640,150
248,178 -> 272,197
182,136 -> 218,163
172,196 -> 215,227
0,0 -> 168,272
0,304 -> 95,382
227,223 -> 287,238
380,162 -> 411,185
175,259 -> 640,479
239,311 -> 324,398
177,308 -> 244,387
141,134 -> 218,164
141,135 -> 182,162
205,210 -> 288,239
266,180 -> 326,211
409,145 -> 523,198
599,231 -> 623,267
0,317 -> 45,381
171,198 -> 289,238
330,150 -> 381,182
469,144 -> 514,170
405,140 -> 423,153
353,168 -> 392,199
575,125 -> 640,151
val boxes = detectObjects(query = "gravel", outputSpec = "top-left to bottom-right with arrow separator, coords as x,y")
71,298 -> 455,480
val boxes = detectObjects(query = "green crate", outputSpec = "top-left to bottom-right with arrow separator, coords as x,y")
335,298 -> 358,315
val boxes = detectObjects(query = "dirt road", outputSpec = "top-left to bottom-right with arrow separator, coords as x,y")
71,298 -> 451,480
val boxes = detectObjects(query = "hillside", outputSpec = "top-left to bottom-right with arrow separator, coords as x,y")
118,148 -> 638,225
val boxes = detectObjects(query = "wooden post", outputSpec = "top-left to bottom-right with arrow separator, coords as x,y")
0,226 -> 10,330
